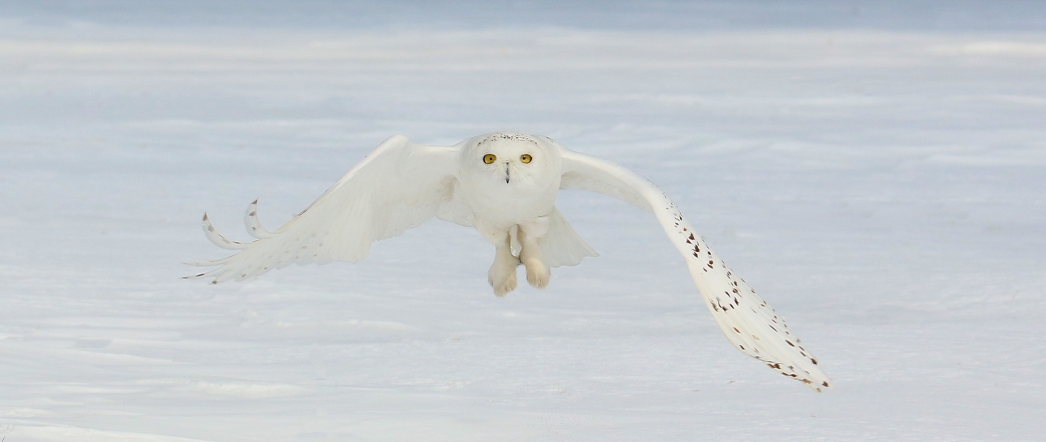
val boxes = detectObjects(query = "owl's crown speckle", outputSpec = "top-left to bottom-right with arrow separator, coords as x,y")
477,132 -> 539,147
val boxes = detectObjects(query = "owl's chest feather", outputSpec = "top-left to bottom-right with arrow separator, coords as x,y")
460,176 -> 559,227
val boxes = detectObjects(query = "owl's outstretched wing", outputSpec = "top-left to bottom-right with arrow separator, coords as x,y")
558,147 -> 831,392
187,135 -> 463,284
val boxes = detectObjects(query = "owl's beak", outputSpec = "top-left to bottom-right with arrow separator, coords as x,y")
504,162 -> 510,183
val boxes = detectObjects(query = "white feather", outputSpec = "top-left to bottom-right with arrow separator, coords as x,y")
201,213 -> 246,250
538,207 -> 599,267
243,199 -> 273,239
187,135 -> 460,283
557,147 -> 832,392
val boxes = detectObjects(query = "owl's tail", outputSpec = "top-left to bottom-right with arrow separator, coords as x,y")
535,207 -> 599,268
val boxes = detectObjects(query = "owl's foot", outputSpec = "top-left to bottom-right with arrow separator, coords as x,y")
488,245 -> 520,297
488,262 -> 518,297
517,223 -> 550,289
523,258 -> 550,289
491,273 -> 517,297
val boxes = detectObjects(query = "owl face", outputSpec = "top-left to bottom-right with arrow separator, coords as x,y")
463,132 -> 560,187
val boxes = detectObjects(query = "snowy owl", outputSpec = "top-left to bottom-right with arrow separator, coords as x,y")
188,132 -> 831,391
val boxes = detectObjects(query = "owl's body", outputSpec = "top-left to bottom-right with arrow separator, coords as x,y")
189,131 -> 832,391
456,133 -> 581,294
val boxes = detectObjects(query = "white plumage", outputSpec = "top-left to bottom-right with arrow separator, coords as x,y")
188,132 -> 831,391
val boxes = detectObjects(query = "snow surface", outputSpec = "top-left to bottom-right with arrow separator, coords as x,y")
1,1 -> 1045,441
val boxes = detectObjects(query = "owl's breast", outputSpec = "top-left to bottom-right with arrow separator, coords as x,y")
458,172 -> 560,228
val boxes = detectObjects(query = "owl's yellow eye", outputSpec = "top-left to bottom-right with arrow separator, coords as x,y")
483,154 -> 497,164
520,154 -> 532,163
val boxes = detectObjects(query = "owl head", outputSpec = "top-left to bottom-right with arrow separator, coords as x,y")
462,131 -> 561,186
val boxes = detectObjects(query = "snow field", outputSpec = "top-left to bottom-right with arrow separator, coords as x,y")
1,4 -> 1045,441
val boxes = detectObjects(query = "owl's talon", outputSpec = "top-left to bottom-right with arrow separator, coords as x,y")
488,241 -> 520,297
489,271 -> 517,297
523,259 -> 549,288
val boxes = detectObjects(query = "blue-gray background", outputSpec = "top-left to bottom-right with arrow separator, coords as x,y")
1,2 -> 1044,441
